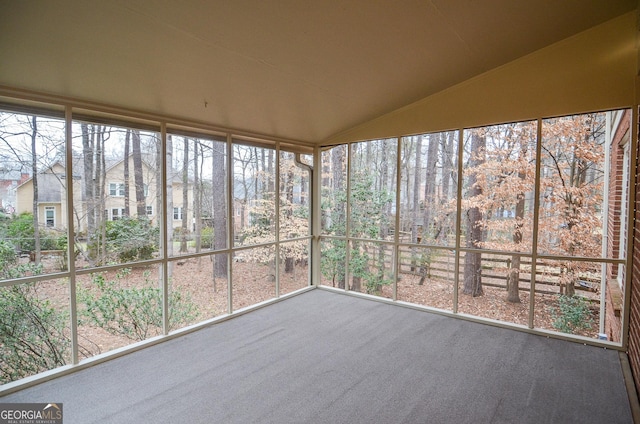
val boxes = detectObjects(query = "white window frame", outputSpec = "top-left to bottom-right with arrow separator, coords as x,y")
109,182 -> 125,197
111,208 -> 126,221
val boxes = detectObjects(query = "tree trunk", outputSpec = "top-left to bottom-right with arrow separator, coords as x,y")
375,139 -> 390,293
131,130 -> 146,217
81,124 -> 95,237
30,116 -> 41,264
155,134 -> 163,228
97,128 -> 107,264
411,136 -> 422,271
463,250 -> 483,296
267,149 -> 275,197
441,132 -> 454,202
332,145 -> 346,289
123,129 -> 131,217
463,131 -> 485,297
350,242 -> 362,292
418,249 -> 430,286
423,133 -> 439,239
374,243 -> 385,294
212,142 -> 228,278
180,138 -> 189,252
507,171 -> 526,303
507,255 -> 521,303
417,134 -> 439,281
285,153 -> 295,273
165,135 -> 174,267
260,147 -> 266,195
193,141 -> 201,253
440,132 -> 456,239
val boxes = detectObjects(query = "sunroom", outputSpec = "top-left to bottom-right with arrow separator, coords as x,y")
0,1 -> 638,423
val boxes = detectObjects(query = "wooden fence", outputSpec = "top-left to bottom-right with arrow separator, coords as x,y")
351,242 -> 601,299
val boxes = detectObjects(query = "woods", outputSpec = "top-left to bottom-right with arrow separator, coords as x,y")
320,111 -> 619,331
0,106 -> 629,384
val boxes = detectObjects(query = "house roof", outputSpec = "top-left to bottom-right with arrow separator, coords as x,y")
0,1 -> 635,144
16,167 -> 66,203
16,161 -> 68,188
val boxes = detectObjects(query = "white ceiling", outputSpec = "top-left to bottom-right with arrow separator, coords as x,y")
0,0 -> 636,144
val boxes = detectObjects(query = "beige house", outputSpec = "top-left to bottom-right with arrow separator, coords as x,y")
16,158 -> 193,234
15,162 -> 78,231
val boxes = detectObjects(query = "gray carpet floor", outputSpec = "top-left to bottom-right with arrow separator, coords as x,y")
1,288 -> 633,423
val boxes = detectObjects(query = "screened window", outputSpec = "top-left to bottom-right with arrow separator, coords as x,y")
0,103 -> 314,386
320,109 -> 631,343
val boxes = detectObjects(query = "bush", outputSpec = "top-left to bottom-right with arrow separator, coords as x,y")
173,226 -> 192,239
0,282 -> 70,384
103,217 -> 159,263
3,212 -> 65,253
551,295 -> 594,334
200,227 -> 214,249
0,239 -> 17,272
0,237 -> 44,279
40,231 -> 65,251
6,212 -> 34,252
79,269 -> 199,341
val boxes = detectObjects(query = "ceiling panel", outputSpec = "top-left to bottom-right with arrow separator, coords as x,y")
0,0 -> 635,143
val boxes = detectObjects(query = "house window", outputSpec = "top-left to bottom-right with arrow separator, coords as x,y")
143,184 -> 149,197
146,205 -> 153,216
173,207 -> 183,220
45,206 -> 55,228
111,208 -> 125,221
109,183 -> 125,197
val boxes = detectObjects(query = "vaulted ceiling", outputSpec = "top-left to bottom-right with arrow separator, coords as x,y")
0,0 -> 636,143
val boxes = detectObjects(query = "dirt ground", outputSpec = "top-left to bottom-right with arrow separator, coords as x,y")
30,257 -> 599,361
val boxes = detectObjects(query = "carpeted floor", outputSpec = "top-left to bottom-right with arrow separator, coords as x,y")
1,288 -> 633,423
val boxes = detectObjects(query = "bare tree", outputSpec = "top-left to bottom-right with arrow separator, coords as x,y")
463,131 -> 485,297
283,152 -> 295,273
180,138 -> 189,252
131,130 -> 145,217
193,140 -> 202,253
30,116 -> 41,264
212,142 -> 227,278
332,145 -> 346,289
123,130 -> 131,216
166,135 -> 174,260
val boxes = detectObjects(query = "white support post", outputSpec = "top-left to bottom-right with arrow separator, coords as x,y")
160,123 -> 170,335
65,105 -> 79,364
345,144 -> 352,291
227,134 -> 234,314
600,112 -> 612,337
530,119 -> 543,329
453,129 -> 464,313
393,137 -> 402,301
311,147 -> 321,287
275,142 -> 280,298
